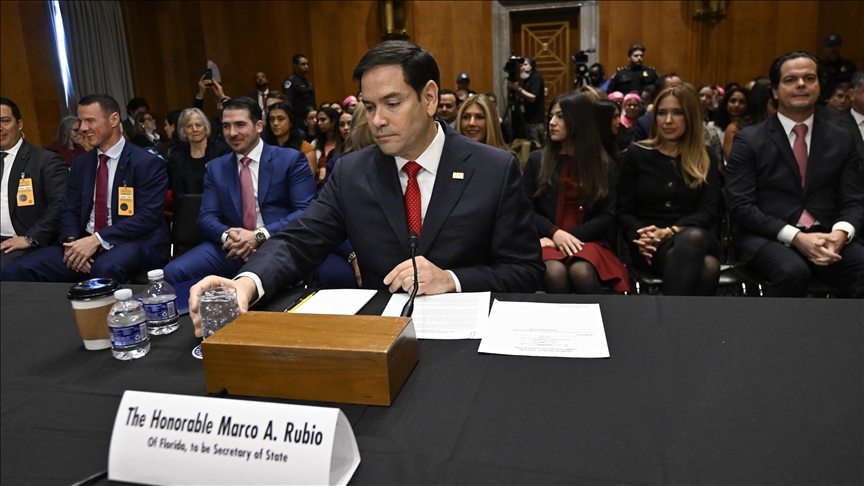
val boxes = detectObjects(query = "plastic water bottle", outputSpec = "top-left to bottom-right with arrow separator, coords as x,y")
108,289 -> 150,360
142,269 -> 180,335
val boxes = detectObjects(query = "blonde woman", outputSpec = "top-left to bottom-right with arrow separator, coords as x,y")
617,85 -> 721,295
455,94 -> 509,151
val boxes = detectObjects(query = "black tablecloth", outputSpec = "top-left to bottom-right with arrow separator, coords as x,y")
1,283 -> 862,484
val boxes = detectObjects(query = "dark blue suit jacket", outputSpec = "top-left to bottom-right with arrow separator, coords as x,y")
60,140 -> 170,263
198,142 -> 315,243
241,122 -> 544,295
726,113 -> 864,262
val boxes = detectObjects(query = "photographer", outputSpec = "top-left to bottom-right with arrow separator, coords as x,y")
508,57 -> 545,144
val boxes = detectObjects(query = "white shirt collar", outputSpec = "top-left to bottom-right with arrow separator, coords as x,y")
851,107 -> 864,126
394,122 -> 444,175
3,136 -> 24,162
236,137 -> 264,164
776,111 -> 814,137
98,136 -> 125,160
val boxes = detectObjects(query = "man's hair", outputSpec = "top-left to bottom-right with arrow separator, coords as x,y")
81,94 -> 122,118
483,91 -> 497,102
267,91 -> 288,102
628,44 -> 646,56
589,63 -> 605,76
851,69 -> 864,90
222,97 -> 262,123
292,54 -> 307,65
125,96 -> 149,115
769,51 -> 823,90
0,97 -> 22,121
525,56 -> 537,72
655,73 -> 681,92
353,41 -> 440,99
439,89 -> 457,104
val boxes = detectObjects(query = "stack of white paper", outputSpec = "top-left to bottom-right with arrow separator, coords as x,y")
382,292 -> 490,339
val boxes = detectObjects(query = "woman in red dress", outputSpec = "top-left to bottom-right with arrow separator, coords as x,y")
523,92 -> 630,294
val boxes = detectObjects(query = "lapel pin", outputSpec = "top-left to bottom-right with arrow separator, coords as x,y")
452,172 -> 464,179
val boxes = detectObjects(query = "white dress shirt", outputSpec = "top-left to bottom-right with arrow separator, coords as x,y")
87,137 -> 124,249
220,138 -> 270,243
775,112 -> 855,245
851,108 -> 864,141
1,136 -> 24,237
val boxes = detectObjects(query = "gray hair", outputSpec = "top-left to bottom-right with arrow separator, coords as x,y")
177,108 -> 211,142
56,116 -> 79,147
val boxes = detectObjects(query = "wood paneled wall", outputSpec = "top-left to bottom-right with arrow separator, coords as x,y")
599,0 -> 864,88
0,0 -> 62,147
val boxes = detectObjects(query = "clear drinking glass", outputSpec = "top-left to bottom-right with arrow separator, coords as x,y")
198,287 -> 240,339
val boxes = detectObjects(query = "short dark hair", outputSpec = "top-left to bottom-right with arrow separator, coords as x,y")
352,40 -> 440,100
0,97 -> 21,121
125,97 -> 149,115
222,97 -> 262,123
655,73 -> 681,92
589,63 -> 605,76
628,44 -> 645,56
80,94 -> 122,118
292,54 -> 307,65
769,51 -> 822,90
439,89 -> 457,104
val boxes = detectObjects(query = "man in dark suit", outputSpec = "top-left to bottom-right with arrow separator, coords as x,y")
0,98 -> 68,270
726,52 -> 864,297
163,97 -> 315,284
122,97 -> 149,140
188,41 -> 544,335
3,94 -> 170,283
247,72 -> 270,119
841,69 -> 864,173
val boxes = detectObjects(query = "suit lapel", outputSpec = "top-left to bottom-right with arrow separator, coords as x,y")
807,118 -> 829,193
768,116 -> 802,188
7,142 -> 30,216
367,148 -> 411,256
418,135 -> 474,254
257,144 -> 272,208
224,153 -> 243,223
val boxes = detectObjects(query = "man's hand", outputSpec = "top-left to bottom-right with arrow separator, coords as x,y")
551,229 -> 583,256
818,230 -> 849,263
350,257 -> 362,287
383,256 -> 456,295
197,75 -> 211,97
1,236 -> 31,254
211,80 -> 226,99
222,228 -> 258,260
189,276 -> 257,338
507,81 -> 520,92
63,235 -> 101,272
792,231 -> 841,266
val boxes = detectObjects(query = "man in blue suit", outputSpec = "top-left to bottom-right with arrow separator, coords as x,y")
3,94 -> 169,282
187,41 -> 544,336
163,97 -> 315,284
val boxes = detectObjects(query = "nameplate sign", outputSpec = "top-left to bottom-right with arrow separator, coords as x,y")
108,391 -> 360,485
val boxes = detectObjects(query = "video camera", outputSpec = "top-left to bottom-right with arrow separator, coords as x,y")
503,54 -> 525,83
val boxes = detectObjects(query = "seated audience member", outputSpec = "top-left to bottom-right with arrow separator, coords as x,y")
712,85 -> 724,112
617,85 -> 721,296
455,89 -> 469,105
716,87 -> 753,160
696,85 -> 724,166
436,89 -> 459,128
726,52 -> 864,298
267,101 -> 316,175
343,96 -> 359,115
167,108 -> 231,198
0,98 -> 68,270
3,94 -> 170,283
842,69 -> 864,171
594,100 -> 621,166
122,97 -> 149,139
698,84 -> 716,124
163,98 -> 315,285
621,93 -> 641,129
641,84 -> 656,111
304,106 -> 318,143
578,85 -> 606,103
130,111 -> 161,149
188,41 -> 544,335
311,107 -> 343,182
338,111 -> 352,146
826,82 -> 851,114
524,93 -> 629,294
456,94 -> 509,151
748,77 -> 778,124
632,74 -> 684,143
47,116 -> 87,167
155,109 -> 182,157
608,91 -> 624,107
329,101 -> 343,115
483,91 -> 513,144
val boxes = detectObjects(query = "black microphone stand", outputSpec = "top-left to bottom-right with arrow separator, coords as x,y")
400,232 -> 420,317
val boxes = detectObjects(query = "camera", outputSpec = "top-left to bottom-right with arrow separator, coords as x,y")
503,55 -> 524,83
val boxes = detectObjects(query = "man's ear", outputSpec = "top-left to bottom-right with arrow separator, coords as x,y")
423,80 -> 438,117
255,119 -> 264,134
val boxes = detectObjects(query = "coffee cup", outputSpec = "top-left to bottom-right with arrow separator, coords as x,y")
68,278 -> 120,350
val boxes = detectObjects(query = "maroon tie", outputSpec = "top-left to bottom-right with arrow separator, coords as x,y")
240,157 -> 256,231
403,161 -> 422,235
261,93 -> 267,117
94,154 -> 109,233
792,124 -> 815,228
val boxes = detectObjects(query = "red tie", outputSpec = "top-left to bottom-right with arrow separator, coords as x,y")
792,124 -> 815,228
261,93 -> 267,116
240,157 -> 256,231
94,154 -> 109,233
403,161 -> 422,235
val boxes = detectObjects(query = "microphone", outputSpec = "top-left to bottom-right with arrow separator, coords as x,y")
400,231 -> 420,317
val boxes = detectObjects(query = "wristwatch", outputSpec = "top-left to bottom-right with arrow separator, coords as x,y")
24,235 -> 38,247
254,228 -> 266,244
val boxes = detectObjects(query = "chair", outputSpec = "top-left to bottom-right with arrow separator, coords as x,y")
171,194 -> 204,259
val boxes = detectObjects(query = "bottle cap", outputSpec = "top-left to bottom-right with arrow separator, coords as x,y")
67,278 -> 119,300
147,269 -> 164,280
114,289 -> 133,300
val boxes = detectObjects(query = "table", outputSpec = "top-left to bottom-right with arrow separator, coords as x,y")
1,282 -> 862,484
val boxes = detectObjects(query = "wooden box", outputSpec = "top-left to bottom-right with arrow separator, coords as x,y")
201,311 -> 419,406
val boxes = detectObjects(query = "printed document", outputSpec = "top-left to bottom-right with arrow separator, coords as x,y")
382,292 -> 490,339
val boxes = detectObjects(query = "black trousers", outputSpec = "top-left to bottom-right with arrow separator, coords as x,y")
749,239 -> 864,298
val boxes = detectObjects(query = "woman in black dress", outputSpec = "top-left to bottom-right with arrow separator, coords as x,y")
523,92 -> 629,294
617,85 -> 721,295
167,108 -> 231,198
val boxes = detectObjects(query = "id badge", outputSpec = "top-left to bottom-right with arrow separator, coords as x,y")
17,178 -> 34,206
118,186 -> 134,216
